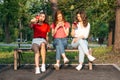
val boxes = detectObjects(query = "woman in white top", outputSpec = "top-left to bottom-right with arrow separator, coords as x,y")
71,10 -> 96,71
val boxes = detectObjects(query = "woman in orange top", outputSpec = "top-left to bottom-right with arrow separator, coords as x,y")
51,10 -> 70,70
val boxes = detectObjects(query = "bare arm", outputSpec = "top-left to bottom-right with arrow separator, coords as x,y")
52,27 -> 57,36
30,18 -> 37,28
61,22 -> 70,36
71,24 -> 76,37
46,33 -> 49,43
46,33 -> 51,48
51,23 -> 60,36
63,27 -> 69,36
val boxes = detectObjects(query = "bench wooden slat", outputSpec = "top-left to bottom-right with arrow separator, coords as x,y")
14,48 -> 79,53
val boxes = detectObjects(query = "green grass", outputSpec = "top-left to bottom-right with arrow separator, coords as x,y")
1,46 -> 120,67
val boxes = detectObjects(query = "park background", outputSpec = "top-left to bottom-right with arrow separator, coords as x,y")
0,0 -> 120,67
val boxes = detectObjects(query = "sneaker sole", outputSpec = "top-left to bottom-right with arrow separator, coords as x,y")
41,70 -> 46,72
41,67 -> 46,72
75,67 -> 80,71
35,72 -> 41,74
75,67 -> 82,71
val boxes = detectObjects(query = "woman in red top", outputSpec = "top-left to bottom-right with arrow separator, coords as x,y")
51,10 -> 70,70
30,12 -> 50,74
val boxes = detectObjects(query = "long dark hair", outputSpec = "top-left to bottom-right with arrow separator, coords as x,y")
54,10 -> 66,25
76,10 -> 88,27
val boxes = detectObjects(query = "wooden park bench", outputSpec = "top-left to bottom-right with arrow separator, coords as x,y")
14,45 -> 93,70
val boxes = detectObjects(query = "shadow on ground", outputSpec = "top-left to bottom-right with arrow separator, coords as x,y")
0,64 -> 120,80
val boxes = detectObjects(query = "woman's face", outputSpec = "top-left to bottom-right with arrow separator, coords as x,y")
77,14 -> 82,22
57,13 -> 63,22
39,14 -> 45,22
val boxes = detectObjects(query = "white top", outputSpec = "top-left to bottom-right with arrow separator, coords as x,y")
74,22 -> 90,38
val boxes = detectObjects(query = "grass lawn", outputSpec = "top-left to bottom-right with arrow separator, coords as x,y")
0,46 -> 120,67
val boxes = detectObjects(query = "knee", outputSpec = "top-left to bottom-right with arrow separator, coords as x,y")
35,52 -> 40,57
78,39 -> 84,44
40,43 -> 46,48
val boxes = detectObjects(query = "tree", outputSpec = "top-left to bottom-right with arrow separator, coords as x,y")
107,20 -> 115,46
49,0 -> 58,20
113,0 -> 120,52
0,0 -> 20,43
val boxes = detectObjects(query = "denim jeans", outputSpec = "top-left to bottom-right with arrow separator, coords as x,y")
53,38 -> 67,60
71,39 -> 89,63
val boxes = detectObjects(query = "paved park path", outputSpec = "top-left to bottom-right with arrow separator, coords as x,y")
0,64 -> 120,80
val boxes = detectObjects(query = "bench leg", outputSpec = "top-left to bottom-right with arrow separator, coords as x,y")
88,48 -> 93,70
88,62 -> 92,70
18,52 -> 21,67
14,50 -> 18,70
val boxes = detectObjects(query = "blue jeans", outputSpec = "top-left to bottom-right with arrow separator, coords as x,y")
71,39 -> 89,63
53,38 -> 67,60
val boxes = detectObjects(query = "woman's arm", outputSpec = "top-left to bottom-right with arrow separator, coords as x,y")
52,27 -> 58,36
30,18 -> 37,28
46,33 -> 49,44
71,24 -> 76,37
51,23 -> 61,36
62,22 -> 70,36
63,27 -> 69,36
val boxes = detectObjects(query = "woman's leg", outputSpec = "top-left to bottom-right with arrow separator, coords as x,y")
53,39 -> 61,61
54,39 -> 67,61
60,38 -> 69,63
78,39 -> 95,62
53,39 -> 61,70
76,45 -> 85,71
53,45 -> 61,70
40,42 -> 46,72
78,45 -> 85,63
32,43 -> 40,74
55,45 -> 61,63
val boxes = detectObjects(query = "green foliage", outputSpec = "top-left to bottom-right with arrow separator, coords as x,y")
0,46 -> 16,52
58,0 -> 115,39
92,46 -> 112,57
0,0 -> 116,43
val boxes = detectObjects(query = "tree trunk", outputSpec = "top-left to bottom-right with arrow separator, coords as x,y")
19,20 -> 23,42
4,17 -> 11,43
113,0 -> 120,51
107,21 -> 115,46
49,0 -> 58,20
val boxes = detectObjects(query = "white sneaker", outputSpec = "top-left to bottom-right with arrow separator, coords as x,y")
88,55 -> 96,62
76,64 -> 82,71
41,64 -> 46,72
64,58 -> 69,64
35,67 -> 40,74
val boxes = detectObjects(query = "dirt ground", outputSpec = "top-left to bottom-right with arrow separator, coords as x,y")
0,64 -> 120,80
94,52 -> 120,67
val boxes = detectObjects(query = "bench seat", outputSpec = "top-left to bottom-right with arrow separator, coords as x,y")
14,47 -> 93,70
